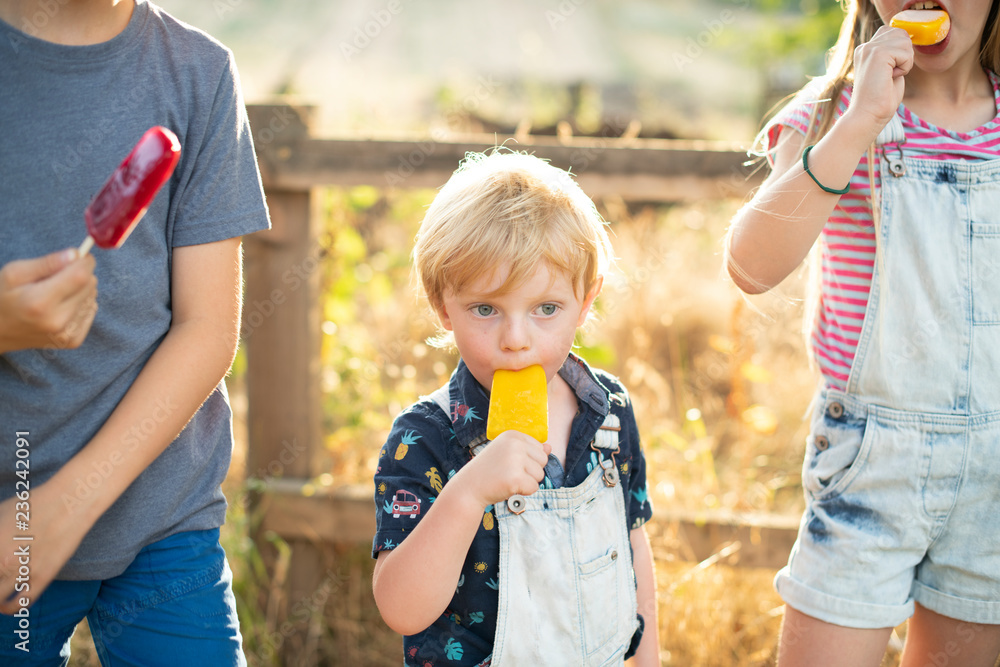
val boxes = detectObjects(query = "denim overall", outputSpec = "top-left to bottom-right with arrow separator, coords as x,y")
776,114 -> 1000,627
489,416 -> 638,666
430,386 -> 638,664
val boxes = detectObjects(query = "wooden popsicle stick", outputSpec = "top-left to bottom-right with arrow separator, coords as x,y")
78,235 -> 95,257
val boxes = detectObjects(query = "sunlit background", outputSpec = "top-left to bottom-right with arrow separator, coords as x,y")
157,0 -> 840,141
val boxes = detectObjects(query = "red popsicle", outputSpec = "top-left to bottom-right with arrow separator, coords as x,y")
79,126 -> 181,255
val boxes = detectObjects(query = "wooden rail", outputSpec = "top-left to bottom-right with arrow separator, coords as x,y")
241,102 -> 780,659
249,105 -> 762,202
257,480 -> 800,571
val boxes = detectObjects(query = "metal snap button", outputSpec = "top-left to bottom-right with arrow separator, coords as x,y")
827,402 -> 844,419
611,550 -> 618,561
507,495 -> 526,515
814,435 -> 830,451
602,464 -> 620,487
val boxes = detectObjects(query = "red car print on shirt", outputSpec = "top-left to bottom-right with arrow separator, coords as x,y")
392,490 -> 421,518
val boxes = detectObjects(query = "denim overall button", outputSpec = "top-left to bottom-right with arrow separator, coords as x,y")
827,402 -> 844,419
601,461 -> 620,487
507,495 -> 526,514
611,550 -> 618,561
815,435 -> 830,451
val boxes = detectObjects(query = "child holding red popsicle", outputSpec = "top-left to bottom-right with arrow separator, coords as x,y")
371,151 -> 659,666
0,1 -> 269,664
727,1 -> 1000,664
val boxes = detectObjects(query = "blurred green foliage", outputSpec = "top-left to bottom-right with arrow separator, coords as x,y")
744,0 -> 846,74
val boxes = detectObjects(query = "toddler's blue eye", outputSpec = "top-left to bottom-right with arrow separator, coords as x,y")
539,304 -> 557,316
475,305 -> 494,317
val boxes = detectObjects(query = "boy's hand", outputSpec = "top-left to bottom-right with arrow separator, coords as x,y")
0,479 -> 90,614
460,430 -> 551,508
0,249 -> 98,354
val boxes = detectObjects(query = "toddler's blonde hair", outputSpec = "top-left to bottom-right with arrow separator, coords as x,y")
414,150 -> 613,320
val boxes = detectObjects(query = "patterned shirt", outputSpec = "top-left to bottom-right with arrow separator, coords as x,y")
372,354 -> 653,666
767,71 -> 1000,389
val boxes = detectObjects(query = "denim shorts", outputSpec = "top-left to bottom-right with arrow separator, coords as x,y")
775,389 -> 1000,628
0,528 -> 245,666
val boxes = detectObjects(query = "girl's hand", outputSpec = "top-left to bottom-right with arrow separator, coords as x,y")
456,431 -> 551,508
846,25 -> 914,140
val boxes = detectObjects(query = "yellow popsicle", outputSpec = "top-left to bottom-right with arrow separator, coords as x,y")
890,10 -> 950,46
487,365 -> 548,442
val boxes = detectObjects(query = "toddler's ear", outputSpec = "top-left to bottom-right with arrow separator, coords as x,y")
577,275 -> 604,326
435,300 -> 455,332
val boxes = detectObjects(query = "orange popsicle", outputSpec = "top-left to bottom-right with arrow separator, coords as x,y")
487,365 -> 548,442
890,9 -> 950,46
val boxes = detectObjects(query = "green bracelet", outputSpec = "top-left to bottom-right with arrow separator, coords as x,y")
802,145 -> 850,196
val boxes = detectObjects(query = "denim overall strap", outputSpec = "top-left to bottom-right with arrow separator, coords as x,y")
845,118 -> 1000,413
489,414 -> 637,666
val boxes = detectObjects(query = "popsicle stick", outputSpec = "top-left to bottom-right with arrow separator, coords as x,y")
78,235 -> 95,257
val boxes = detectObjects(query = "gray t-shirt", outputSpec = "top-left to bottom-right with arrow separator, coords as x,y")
0,1 -> 270,579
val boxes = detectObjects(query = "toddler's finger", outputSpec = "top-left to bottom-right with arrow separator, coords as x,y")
539,439 -> 552,457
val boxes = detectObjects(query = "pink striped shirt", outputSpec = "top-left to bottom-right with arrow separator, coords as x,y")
768,71 -> 1000,389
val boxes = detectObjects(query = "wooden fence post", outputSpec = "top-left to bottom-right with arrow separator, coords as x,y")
244,103 -> 326,665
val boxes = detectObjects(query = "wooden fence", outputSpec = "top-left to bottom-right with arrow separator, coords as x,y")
241,103 -> 794,662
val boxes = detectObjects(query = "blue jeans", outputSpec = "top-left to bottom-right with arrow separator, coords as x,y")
0,529 -> 246,666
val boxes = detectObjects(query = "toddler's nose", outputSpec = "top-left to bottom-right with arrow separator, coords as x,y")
500,317 -> 530,351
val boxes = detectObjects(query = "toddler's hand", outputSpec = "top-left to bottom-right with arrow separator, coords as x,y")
458,430 -> 551,508
0,249 -> 98,354
846,25 -> 914,140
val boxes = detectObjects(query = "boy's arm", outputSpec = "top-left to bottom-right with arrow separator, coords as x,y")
373,429 -> 549,636
627,524 -> 659,667
0,237 -> 243,613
